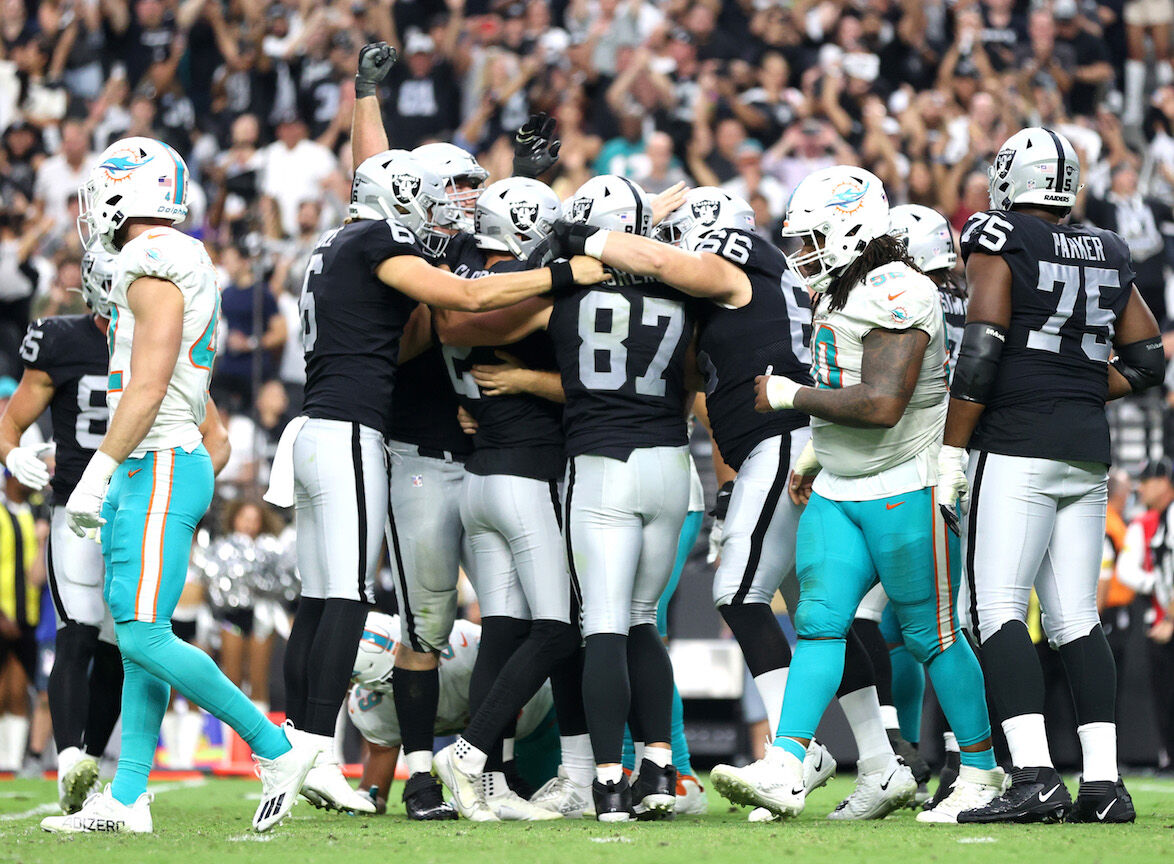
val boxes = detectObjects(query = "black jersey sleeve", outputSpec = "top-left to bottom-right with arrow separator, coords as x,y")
693,228 -> 772,276
20,318 -> 61,380
959,210 -> 1022,262
363,219 -> 430,274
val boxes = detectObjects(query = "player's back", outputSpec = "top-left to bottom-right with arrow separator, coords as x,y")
693,228 -> 812,470
19,314 -> 108,504
300,219 -> 422,436
108,226 -> 219,455
960,209 -> 1133,464
547,270 -> 693,460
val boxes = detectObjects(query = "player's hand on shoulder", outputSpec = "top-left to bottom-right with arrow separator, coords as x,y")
569,255 -> 606,286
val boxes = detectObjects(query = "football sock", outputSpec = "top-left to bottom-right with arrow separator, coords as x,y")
468,617 -> 530,717
597,763 -> 623,785
47,623 -> 99,751
925,637 -> 994,769
404,749 -> 433,777
283,597 -> 325,729
454,737 -> 488,775
943,731 -> 959,753
838,685 -> 893,773
1058,626 -> 1117,725
1001,713 -> 1052,769
583,633 -> 629,765
627,624 -> 674,746
560,733 -> 595,787
753,668 -> 789,741
838,628 -> 876,696
851,618 -> 893,706
393,667 -> 439,770
304,598 -> 368,736
670,683 -> 694,776
86,639 -> 124,757
551,644 -> 588,736
112,620 -> 291,805
645,743 -> 672,769
775,637 -> 845,756
889,643 -> 925,744
981,620 -> 1045,719
1077,722 -> 1119,782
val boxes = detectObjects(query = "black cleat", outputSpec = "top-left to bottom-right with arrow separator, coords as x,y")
592,777 -> 635,823
1067,778 -> 1136,823
924,751 -> 960,811
503,760 -> 536,801
888,729 -> 931,786
957,766 -> 1071,824
631,759 -> 677,821
403,772 -> 459,821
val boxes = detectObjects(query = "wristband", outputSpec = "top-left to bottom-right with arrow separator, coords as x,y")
583,229 -> 610,260
549,260 -> 574,293
80,450 -> 120,487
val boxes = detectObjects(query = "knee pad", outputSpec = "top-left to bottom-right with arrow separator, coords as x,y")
113,620 -> 169,664
793,597 -> 851,641
1042,609 -> 1101,649
529,619 -> 580,660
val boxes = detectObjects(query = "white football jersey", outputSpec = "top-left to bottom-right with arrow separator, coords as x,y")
809,261 -> 948,501
108,227 -> 219,456
347,618 -> 553,748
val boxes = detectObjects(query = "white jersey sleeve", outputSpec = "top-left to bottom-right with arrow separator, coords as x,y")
108,227 -> 220,457
810,262 -> 949,499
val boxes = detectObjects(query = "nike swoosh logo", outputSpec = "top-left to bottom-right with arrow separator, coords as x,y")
1096,801 -> 1114,820
880,775 -> 894,791
886,501 -> 904,510
888,291 -> 905,300
791,787 -> 805,796
813,754 -> 823,771
128,468 -> 143,478
1038,784 -> 1060,803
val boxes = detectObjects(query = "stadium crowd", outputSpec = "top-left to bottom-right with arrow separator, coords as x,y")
0,0 -> 1173,782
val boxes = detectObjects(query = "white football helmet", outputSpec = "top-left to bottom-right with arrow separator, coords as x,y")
889,204 -> 956,274
79,241 -> 116,318
655,187 -> 756,250
351,611 -> 401,692
565,174 -> 653,236
779,165 -> 889,293
78,136 -> 190,254
350,150 -> 459,257
988,127 -> 1081,212
475,177 -> 561,260
412,142 -> 489,233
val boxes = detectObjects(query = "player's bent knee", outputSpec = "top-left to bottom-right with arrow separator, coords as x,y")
53,623 -> 100,663
793,599 -> 850,640
1042,613 -> 1101,649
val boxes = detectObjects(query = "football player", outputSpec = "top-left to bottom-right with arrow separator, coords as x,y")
715,166 -> 1001,824
0,246 -> 120,814
942,128 -> 1163,823
41,137 -> 319,834
348,611 -> 557,818
436,175 -> 695,822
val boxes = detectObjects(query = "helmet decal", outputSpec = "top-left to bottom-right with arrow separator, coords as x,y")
509,202 -> 539,231
826,180 -> 869,214
995,150 -> 1015,178
570,198 -> 594,222
390,173 -> 422,205
690,198 -> 720,224
99,147 -> 155,184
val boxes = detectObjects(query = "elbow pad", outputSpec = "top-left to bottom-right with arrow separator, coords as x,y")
1110,337 -> 1165,393
949,322 -> 1007,404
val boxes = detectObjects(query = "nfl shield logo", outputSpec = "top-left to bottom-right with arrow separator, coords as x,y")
411,474 -> 423,488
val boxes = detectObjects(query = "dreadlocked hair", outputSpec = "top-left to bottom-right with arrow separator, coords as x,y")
822,234 -> 922,312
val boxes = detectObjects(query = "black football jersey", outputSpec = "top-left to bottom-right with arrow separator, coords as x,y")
300,219 -> 423,435
20,315 -> 109,504
547,270 -> 693,460
693,229 -> 812,471
939,287 -> 967,381
386,345 -> 474,457
960,209 -> 1134,464
441,236 -> 563,480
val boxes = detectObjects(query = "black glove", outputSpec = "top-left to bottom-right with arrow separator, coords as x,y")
711,480 -> 734,521
356,42 -> 397,99
512,112 -> 561,179
548,219 -> 599,259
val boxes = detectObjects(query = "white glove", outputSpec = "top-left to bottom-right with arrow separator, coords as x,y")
706,518 -> 724,565
65,451 -> 119,539
793,437 -> 821,479
4,443 -> 53,490
937,444 -> 969,510
765,375 -> 804,410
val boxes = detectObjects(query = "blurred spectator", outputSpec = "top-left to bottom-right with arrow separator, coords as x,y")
259,115 -> 336,237
33,120 -> 94,229
385,29 -> 460,148
631,130 -> 689,194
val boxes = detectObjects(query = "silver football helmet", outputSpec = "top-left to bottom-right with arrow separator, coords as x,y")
412,142 -> 489,233
655,187 -> 755,249
351,610 -> 400,693
889,204 -> 956,273
475,177 -> 561,261
350,149 -> 459,256
80,241 -> 116,318
564,174 -> 653,236
988,127 -> 1081,212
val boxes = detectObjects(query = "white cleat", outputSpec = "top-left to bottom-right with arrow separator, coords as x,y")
486,788 -> 563,821
297,735 -> 376,814
434,742 -> 487,820
917,765 -> 1007,823
57,747 -> 100,815
804,740 -> 837,793
530,767 -> 595,818
676,774 -> 708,816
41,785 -> 152,834
253,723 -> 320,832
827,755 -> 916,821
711,747 -> 806,819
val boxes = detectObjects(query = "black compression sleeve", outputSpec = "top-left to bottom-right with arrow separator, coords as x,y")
950,321 -> 1007,404
1110,336 -> 1164,393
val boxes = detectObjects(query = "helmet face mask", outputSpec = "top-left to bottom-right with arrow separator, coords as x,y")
351,611 -> 400,693
474,177 -> 561,260
988,127 -> 1082,212
412,142 -> 489,234
79,240 -> 116,318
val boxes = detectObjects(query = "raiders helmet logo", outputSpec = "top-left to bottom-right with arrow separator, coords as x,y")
995,150 -> 1015,178
570,198 -> 593,222
510,202 -> 539,231
691,199 -> 721,225
390,173 -> 421,205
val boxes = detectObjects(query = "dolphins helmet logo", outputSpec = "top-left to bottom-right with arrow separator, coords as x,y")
98,147 -> 155,184
825,180 -> 869,215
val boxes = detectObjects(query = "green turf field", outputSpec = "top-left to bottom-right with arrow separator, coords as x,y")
1,774 -> 1171,863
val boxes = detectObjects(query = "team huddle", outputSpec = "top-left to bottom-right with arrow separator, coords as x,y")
4,41 -> 1162,834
